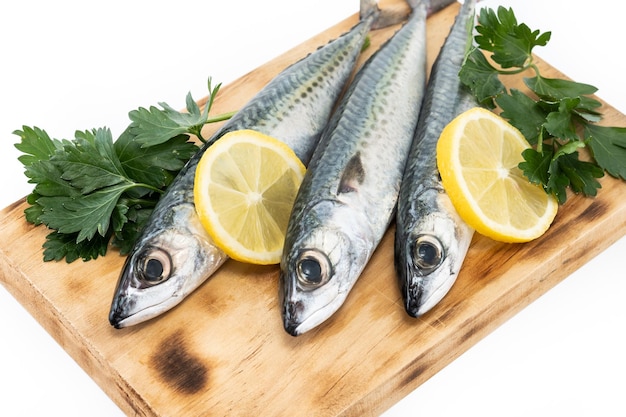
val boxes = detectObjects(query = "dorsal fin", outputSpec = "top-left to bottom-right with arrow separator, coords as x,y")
338,152 -> 365,194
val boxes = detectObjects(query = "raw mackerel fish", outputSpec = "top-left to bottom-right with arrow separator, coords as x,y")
109,0 -> 385,328
280,0 -> 432,336
394,0 -> 477,318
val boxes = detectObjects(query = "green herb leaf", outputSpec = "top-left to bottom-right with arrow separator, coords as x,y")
114,126 -> 198,190
14,77 -> 234,262
111,205 -> 154,255
519,148 -> 552,187
461,6 -> 626,205
38,184 -> 135,243
128,78 -> 231,147
128,93 -> 209,147
545,157 -> 571,204
554,152 -> 604,197
459,48 -> 505,108
58,128 -> 132,194
496,89 -> 546,145
474,6 -> 550,69
586,124 -> 626,180
42,231 -> 110,263
525,76 -> 598,102
543,98 -> 582,142
13,126 -> 61,166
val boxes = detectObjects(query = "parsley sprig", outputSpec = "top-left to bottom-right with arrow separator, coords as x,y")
14,78 -> 234,262
460,6 -> 626,204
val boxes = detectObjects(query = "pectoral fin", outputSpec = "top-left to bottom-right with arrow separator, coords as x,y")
338,152 -> 365,194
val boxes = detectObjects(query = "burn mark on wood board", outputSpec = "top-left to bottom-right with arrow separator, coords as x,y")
400,361 -> 429,388
579,199 -> 609,222
150,330 -> 208,395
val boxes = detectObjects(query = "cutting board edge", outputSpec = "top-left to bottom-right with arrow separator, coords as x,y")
0,205 -> 155,417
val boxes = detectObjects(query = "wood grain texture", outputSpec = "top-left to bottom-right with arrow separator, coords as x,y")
1,2 -> 626,416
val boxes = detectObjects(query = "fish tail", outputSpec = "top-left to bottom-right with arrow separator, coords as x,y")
359,0 -> 381,20
363,0 -> 408,30
406,0 -> 424,10
402,0 -> 457,17
375,0 -> 455,29
425,0 -> 457,15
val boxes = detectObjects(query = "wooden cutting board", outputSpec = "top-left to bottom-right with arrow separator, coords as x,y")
2,2 -> 626,416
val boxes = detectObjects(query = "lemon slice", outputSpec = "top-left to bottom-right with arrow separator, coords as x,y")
436,107 -> 558,243
194,129 -> 306,264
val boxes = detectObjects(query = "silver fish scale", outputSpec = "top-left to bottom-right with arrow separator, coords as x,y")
218,29 -> 371,166
133,14 -> 377,238
401,5 -> 477,196
394,0 -> 477,318
108,10 -> 379,328
292,10 -> 427,224
280,3 -> 428,336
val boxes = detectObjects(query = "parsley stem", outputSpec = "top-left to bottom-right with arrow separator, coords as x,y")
208,110 -> 237,124
493,64 -> 535,76
493,67 -> 527,75
536,128 -> 544,153
123,197 -> 160,207
132,183 -> 165,195
196,110 -> 238,143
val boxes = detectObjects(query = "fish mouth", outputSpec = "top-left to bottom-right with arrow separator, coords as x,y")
109,294 -> 171,328
403,276 -> 425,318
402,266 -> 458,318
108,292 -> 140,329
108,294 -> 133,329
282,300 -> 304,336
109,309 -> 130,329
280,272 -> 343,337
282,300 -> 340,337
108,261 -> 168,329
396,241 -> 425,318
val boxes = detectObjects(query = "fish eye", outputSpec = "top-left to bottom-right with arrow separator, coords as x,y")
412,234 -> 444,273
138,248 -> 172,285
295,250 -> 331,289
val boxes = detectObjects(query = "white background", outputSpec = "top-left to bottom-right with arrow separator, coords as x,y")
1,1 -> 625,415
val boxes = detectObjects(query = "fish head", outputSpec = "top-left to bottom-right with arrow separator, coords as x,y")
109,205 -> 226,328
279,200 -> 370,336
396,190 -> 473,317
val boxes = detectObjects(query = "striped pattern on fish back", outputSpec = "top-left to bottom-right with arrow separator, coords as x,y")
148,14 -> 377,219
291,5 -> 427,232
401,0 -> 477,198
211,13 -> 377,166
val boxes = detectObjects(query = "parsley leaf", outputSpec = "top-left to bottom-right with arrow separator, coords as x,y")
586,124 -> 626,179
14,126 -> 61,166
129,94 -> 208,147
115,126 -> 197,190
519,148 -> 552,187
128,78 -> 234,146
459,49 -> 505,107
31,128 -> 147,243
460,6 -> 626,204
474,6 -> 550,69
496,89 -> 545,144
14,78 -> 234,262
42,231 -> 110,263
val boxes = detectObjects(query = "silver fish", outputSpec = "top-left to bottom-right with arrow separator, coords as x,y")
108,0 -> 384,328
280,0 -> 433,336
394,0 -> 477,318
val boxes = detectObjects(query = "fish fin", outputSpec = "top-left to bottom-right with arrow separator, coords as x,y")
337,153 -> 365,194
